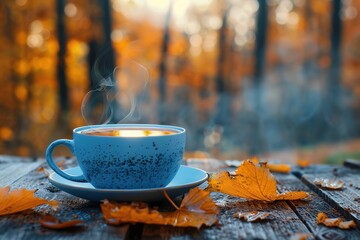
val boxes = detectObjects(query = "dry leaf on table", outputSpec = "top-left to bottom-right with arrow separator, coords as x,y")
0,186 -> 58,216
40,215 -> 83,229
101,187 -> 218,229
252,157 -> 291,173
226,158 -> 292,173
297,159 -> 310,168
317,212 -> 356,229
234,211 -> 270,222
206,159 -> 308,201
313,178 -> 345,190
289,233 -> 312,240
265,163 -> 291,174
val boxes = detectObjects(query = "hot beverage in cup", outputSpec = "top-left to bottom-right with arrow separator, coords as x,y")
46,124 -> 186,189
81,127 -> 178,137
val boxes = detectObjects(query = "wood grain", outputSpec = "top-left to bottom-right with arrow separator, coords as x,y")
0,156 -> 42,187
276,173 -> 360,240
0,155 -> 37,163
142,159 -> 314,240
344,159 -> 360,169
143,192 -> 314,240
0,160 -> 130,240
299,166 -> 360,227
1,156 -> 359,239
186,158 -> 228,173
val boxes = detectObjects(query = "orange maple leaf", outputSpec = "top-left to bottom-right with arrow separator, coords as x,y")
206,160 -> 308,201
0,186 -> 58,216
101,187 -> 218,229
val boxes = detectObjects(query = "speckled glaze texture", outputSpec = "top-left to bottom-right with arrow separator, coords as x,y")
46,124 -> 185,189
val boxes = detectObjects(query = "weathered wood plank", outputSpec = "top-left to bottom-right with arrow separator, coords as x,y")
2,156 -> 358,239
344,159 -> 360,169
276,173 -> 360,239
186,158 -> 228,173
299,166 -> 360,227
0,155 -> 37,163
203,194 -> 314,240
142,192 -> 314,240
142,159 -> 314,240
0,157 -> 43,187
0,160 -> 130,240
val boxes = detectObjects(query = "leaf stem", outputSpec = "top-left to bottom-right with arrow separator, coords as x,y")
163,190 -> 180,210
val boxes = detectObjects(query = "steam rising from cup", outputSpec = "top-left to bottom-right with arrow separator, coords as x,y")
81,60 -> 149,125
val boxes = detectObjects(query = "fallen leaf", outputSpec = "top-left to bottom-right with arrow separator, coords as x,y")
206,159 -> 308,201
234,211 -> 270,222
0,186 -> 58,216
339,220 -> 357,229
101,187 -> 218,229
313,178 -> 345,190
40,215 -> 83,229
289,233 -> 312,240
251,158 -> 291,173
317,212 -> 356,229
265,163 -> 291,174
225,158 -> 292,173
297,159 -> 310,168
317,212 -> 328,223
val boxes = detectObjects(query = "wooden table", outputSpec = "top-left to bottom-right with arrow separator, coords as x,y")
0,155 -> 359,239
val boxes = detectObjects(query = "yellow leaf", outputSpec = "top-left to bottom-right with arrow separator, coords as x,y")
289,233 -> 312,240
266,163 -> 291,173
252,157 -> 291,173
101,188 -> 218,229
339,220 -> 357,229
0,186 -> 58,216
297,159 -> 310,168
225,158 -> 292,173
276,191 -> 310,201
317,212 -> 356,229
206,160 -> 308,201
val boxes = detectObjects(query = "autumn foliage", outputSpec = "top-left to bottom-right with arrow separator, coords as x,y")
0,186 -> 58,216
317,212 -> 356,229
297,159 -> 310,168
206,159 -> 308,201
101,188 -> 218,229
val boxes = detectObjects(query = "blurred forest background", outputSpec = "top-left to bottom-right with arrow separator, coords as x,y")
1,0 -> 360,163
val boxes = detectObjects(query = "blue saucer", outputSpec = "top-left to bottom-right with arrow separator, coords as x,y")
48,165 -> 208,202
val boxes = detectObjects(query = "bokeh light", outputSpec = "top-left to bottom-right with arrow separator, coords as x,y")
0,0 -> 360,163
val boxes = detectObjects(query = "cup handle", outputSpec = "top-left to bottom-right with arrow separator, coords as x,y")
46,139 -> 87,182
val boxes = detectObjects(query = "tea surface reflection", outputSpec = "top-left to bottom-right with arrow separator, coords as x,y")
81,128 -> 178,137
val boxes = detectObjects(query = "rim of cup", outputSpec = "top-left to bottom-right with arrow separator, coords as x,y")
73,124 -> 186,138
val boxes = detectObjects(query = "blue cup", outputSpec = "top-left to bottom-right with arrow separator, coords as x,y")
46,124 -> 186,189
